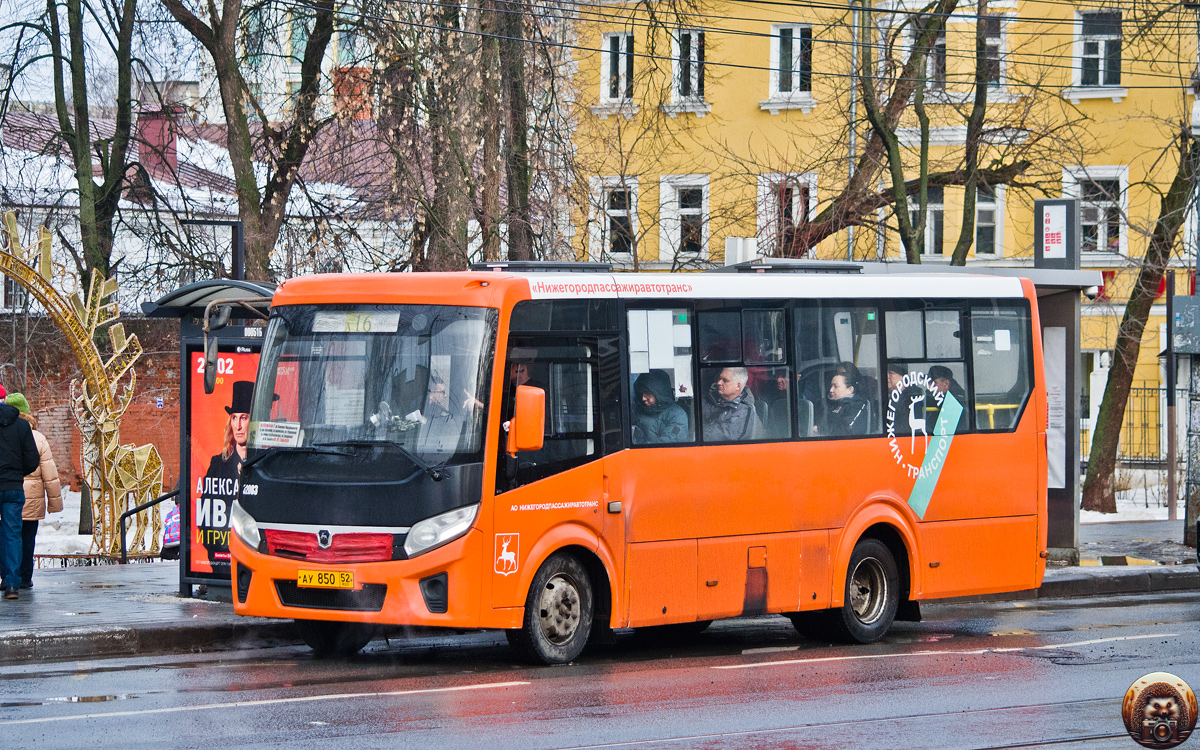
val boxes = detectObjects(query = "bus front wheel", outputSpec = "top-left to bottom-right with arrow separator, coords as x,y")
508,552 -> 594,665
830,538 -> 899,644
294,619 -> 375,657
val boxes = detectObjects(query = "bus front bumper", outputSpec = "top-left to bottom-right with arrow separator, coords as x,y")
228,527 -> 491,628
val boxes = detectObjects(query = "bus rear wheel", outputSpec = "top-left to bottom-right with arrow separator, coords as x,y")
294,619 -> 376,657
829,538 -> 899,644
508,552 -> 593,665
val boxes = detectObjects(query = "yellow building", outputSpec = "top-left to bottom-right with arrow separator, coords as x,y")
571,0 -> 1198,458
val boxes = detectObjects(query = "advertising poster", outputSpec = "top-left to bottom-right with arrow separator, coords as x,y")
187,348 -> 261,579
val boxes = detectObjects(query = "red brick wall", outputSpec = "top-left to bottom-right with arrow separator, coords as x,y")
0,315 -> 181,492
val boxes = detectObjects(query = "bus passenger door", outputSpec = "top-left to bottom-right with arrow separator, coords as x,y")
490,337 -> 607,610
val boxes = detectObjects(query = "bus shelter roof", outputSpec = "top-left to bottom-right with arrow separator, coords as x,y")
142,279 -> 276,318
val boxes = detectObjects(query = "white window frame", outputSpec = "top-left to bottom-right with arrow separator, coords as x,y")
600,32 -> 634,103
760,25 -> 817,115
980,14 -> 1008,90
1063,165 -> 1129,255
909,186 -> 945,257
1063,11 -> 1127,103
756,172 -> 818,252
665,29 -> 712,117
659,174 -> 710,260
973,184 -> 1006,256
588,176 -> 639,262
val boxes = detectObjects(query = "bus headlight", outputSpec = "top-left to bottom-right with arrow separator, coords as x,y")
230,500 -> 261,550
404,504 -> 478,558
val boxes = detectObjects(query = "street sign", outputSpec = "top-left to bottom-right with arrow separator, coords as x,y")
1034,199 -> 1080,270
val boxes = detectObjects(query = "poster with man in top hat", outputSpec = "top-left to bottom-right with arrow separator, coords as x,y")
188,348 -> 260,578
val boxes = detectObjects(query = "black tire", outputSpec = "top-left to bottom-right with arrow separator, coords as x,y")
508,552 -> 594,665
787,610 -> 834,640
294,619 -> 376,657
634,620 -> 713,642
827,538 -> 899,644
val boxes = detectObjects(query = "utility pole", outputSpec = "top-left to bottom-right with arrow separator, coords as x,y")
847,0 -> 860,262
180,220 -> 245,280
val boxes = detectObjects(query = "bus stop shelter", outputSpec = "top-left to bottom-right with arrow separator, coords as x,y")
143,279 -> 275,596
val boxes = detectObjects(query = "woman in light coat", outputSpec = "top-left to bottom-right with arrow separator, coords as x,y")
7,394 -> 61,589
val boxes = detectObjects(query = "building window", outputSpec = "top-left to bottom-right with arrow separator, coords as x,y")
243,8 -> 266,68
1080,11 -> 1121,87
589,177 -> 638,261
771,25 -> 812,95
975,185 -> 998,255
909,186 -> 944,255
659,175 -> 709,259
606,187 -> 635,256
679,188 -> 704,254
982,15 -> 1003,87
290,12 -> 309,63
602,33 -> 634,101
1081,178 -> 1122,252
675,30 -> 704,100
3,276 -> 25,309
914,18 -> 947,90
757,172 -> 817,256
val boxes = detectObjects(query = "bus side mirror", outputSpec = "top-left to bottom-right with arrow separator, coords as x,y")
203,335 -> 219,394
507,385 -> 545,455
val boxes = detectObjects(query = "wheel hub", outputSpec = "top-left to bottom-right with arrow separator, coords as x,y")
849,557 -> 887,625
537,573 -> 581,645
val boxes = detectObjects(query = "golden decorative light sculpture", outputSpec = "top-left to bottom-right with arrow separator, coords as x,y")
0,212 -> 163,556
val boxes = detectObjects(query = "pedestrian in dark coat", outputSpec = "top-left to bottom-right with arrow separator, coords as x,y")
0,385 -> 41,599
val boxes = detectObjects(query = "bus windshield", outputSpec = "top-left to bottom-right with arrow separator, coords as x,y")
248,304 -> 497,465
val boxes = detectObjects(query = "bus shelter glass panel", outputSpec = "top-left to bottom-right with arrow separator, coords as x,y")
628,308 -> 695,444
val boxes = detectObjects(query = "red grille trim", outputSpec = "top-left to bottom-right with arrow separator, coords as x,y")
263,529 -> 393,563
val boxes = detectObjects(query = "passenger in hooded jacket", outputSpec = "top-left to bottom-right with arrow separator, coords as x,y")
6,394 -> 61,589
632,370 -> 690,444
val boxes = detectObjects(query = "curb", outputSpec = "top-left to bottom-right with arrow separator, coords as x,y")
0,619 -> 298,664
946,565 -> 1200,604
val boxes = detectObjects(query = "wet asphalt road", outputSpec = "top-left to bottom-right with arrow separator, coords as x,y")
2,592 -> 1199,749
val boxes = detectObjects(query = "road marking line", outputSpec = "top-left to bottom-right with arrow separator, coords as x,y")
714,633 -> 1177,669
0,680 -> 529,725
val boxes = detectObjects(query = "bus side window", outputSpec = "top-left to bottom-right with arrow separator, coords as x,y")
628,308 -> 695,445
884,305 -> 970,434
970,304 -> 1032,431
497,340 -> 600,492
798,304 -> 882,438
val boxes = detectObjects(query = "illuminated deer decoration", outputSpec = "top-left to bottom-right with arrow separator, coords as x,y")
0,212 -> 163,556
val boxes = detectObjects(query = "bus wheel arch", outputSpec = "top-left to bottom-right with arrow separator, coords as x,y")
832,507 -> 922,610
507,548 -> 596,664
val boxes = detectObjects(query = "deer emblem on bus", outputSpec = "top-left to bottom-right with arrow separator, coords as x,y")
495,534 -> 519,576
909,395 -> 929,453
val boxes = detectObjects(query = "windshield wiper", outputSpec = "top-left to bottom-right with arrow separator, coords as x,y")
314,439 -> 445,481
242,445 -> 353,470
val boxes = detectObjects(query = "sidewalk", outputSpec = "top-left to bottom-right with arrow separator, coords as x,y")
0,562 -> 297,664
0,521 -> 1196,665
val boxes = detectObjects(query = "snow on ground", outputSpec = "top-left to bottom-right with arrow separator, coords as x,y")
1080,468 -> 1178,523
35,489 -> 175,556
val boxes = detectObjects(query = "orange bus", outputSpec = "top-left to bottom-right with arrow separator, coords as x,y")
228,267 -> 1046,663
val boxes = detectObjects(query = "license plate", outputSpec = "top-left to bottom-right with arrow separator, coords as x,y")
297,570 -> 354,589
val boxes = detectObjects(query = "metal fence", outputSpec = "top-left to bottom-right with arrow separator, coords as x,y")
1080,387 -> 1190,467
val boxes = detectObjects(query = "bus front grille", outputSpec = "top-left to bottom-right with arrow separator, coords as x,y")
274,581 -> 387,611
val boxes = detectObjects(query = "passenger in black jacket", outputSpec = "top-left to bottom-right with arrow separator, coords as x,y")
822,372 -> 871,437
0,393 -> 41,600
